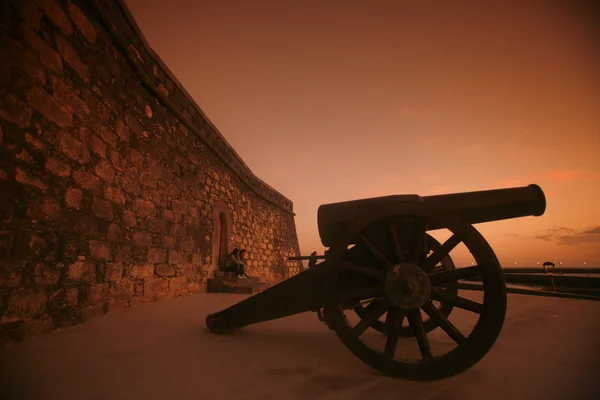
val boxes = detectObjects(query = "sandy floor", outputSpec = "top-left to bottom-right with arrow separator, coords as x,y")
1,290 -> 599,400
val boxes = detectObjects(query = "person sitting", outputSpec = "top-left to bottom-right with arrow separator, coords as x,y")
223,248 -> 249,278
308,251 -> 318,269
238,249 -> 250,278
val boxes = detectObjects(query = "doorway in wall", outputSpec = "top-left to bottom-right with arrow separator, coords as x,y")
218,212 -> 228,267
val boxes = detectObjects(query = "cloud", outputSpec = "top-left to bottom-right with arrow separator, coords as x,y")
549,226 -> 576,233
534,225 -> 600,246
582,226 -> 600,235
557,235 -> 600,245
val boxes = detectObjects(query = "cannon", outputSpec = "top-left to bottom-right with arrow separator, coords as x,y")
206,184 -> 546,380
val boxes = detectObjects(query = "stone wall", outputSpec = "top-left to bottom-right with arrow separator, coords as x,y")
0,0 -> 302,344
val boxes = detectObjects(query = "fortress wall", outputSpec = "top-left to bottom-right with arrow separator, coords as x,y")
0,0 -> 302,343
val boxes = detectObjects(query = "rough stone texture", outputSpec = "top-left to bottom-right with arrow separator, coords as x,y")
0,0 -> 302,344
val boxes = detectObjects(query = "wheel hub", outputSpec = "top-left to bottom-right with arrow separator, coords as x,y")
384,263 -> 431,310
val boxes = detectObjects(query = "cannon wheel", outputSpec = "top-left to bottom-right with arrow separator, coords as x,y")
324,201 -> 506,381
352,233 -> 457,336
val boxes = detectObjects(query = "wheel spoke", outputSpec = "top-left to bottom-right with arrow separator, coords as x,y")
428,266 -> 446,275
421,301 -> 466,344
384,308 -> 405,358
352,299 -> 389,336
388,221 -> 406,264
429,266 -> 480,285
358,234 -> 393,269
407,309 -> 433,362
339,286 -> 385,303
340,261 -> 385,281
422,234 -> 462,272
408,218 -> 427,264
430,289 -> 483,314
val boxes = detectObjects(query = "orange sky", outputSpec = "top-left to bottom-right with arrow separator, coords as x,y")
125,0 -> 599,267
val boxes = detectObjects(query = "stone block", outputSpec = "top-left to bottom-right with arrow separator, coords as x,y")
130,264 -> 154,278
72,214 -> 99,237
13,0 -> 43,31
15,167 -> 47,191
105,262 -> 123,282
64,188 -> 82,209
45,158 -> 71,177
52,77 -> 90,116
147,248 -> 166,263
0,94 -> 32,128
67,3 -> 96,42
19,24 -> 62,73
105,186 -> 125,204
55,35 -> 89,82
113,280 -> 133,299
132,230 -> 152,247
73,170 -> 102,192
0,259 -> 24,288
94,160 -> 115,183
32,263 -> 61,285
92,197 -> 113,221
87,283 -> 108,306
29,86 -> 73,128
156,264 -> 174,277
123,210 -> 136,227
4,290 -> 47,320
82,130 -> 106,157
37,0 -> 73,36
67,260 -> 96,282
161,235 -> 177,249
89,240 -> 111,260
168,249 -> 187,264
115,245 -> 133,263
107,223 -> 123,242
65,288 -> 79,307
171,199 -> 188,214
146,217 -> 168,233
133,199 -> 156,217
144,278 -> 166,296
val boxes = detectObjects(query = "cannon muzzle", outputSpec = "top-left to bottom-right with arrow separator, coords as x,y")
317,184 -> 545,247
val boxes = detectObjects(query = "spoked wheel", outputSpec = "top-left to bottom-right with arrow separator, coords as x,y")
353,233 -> 457,336
324,201 -> 506,380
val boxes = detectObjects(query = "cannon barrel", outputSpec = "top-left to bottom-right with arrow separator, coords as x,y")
317,184 -> 546,247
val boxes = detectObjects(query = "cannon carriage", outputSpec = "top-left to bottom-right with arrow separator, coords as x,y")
206,185 -> 546,380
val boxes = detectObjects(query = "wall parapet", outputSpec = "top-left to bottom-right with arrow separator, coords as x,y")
91,0 -> 294,215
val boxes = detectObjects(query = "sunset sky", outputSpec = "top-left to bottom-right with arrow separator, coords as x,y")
124,0 -> 599,267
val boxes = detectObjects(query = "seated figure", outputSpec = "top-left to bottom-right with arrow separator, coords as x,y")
223,248 -> 249,278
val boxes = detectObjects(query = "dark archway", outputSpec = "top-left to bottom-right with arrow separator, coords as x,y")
211,200 -> 232,272
218,212 -> 228,267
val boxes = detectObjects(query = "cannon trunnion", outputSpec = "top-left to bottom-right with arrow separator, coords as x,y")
206,185 -> 547,381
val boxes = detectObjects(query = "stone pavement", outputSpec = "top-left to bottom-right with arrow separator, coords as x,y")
1,291 -> 599,400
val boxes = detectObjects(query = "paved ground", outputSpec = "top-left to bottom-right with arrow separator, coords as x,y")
1,290 -> 599,400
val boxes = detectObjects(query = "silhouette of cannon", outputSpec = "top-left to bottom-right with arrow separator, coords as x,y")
206,185 -> 546,380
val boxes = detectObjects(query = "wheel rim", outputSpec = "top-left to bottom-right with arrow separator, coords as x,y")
353,234 -> 457,336
324,202 -> 506,380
